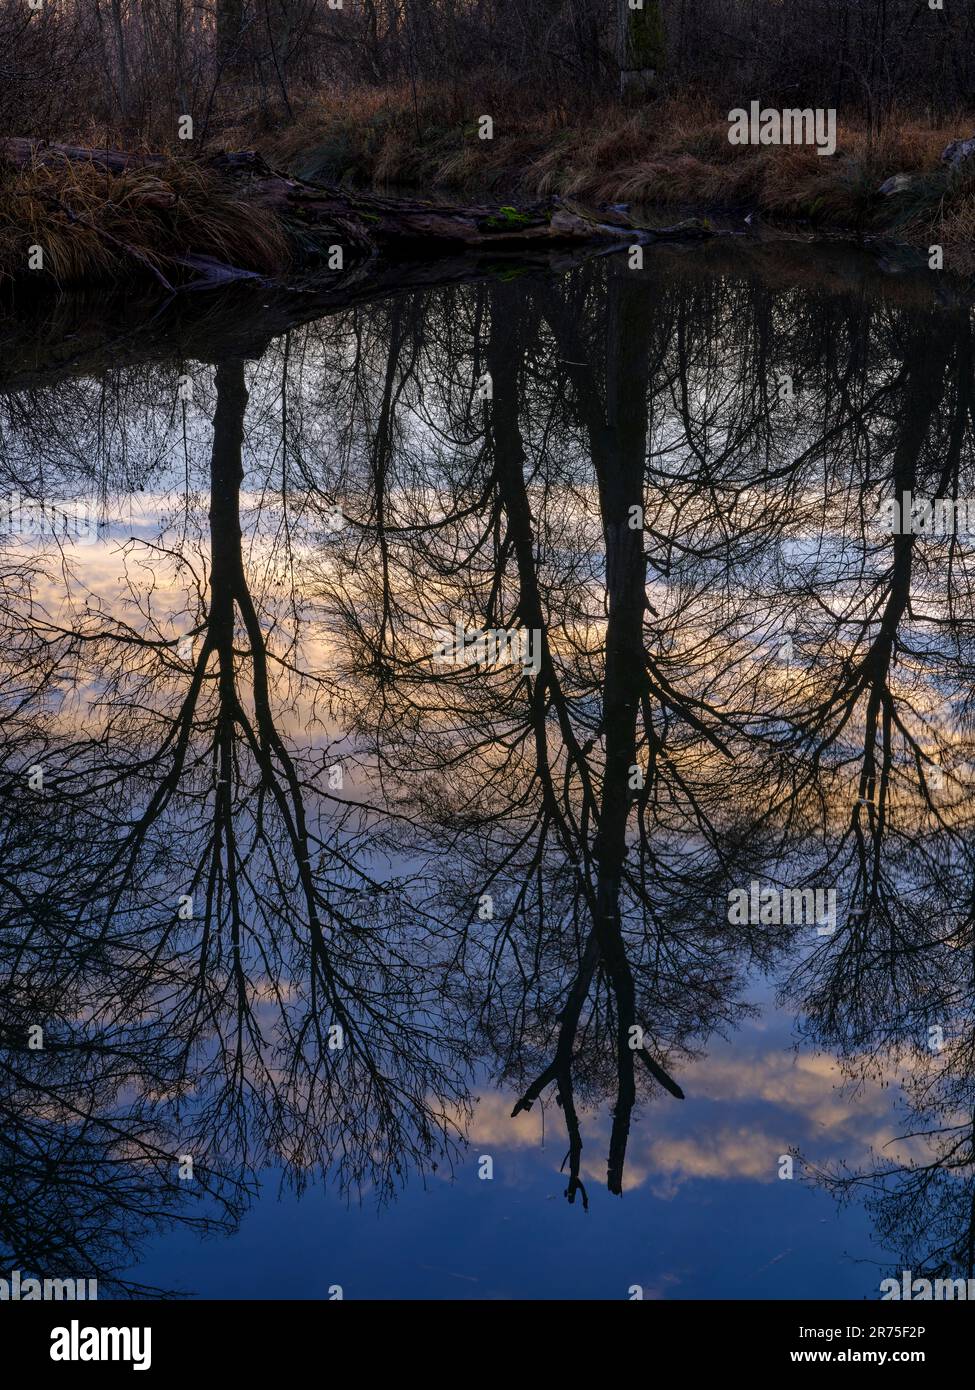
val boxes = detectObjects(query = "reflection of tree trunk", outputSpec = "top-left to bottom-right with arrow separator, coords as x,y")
597,264 -> 654,1192
487,286 -> 596,1208
858,328 -> 952,713
207,359 -> 250,967
209,360 -> 249,632
208,359 -> 249,804
205,358 -> 340,1002
839,327 -> 952,907
500,269 -> 678,1199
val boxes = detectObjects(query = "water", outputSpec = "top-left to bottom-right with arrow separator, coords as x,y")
2,239 -> 974,1301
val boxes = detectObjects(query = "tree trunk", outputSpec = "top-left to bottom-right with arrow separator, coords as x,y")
217,0 -> 245,69
110,0 -> 129,118
616,0 -> 666,101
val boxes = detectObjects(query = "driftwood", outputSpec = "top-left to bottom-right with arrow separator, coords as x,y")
0,137 -> 716,271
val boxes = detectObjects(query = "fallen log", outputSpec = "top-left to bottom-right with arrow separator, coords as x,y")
199,149 -> 714,254
0,138 -> 718,285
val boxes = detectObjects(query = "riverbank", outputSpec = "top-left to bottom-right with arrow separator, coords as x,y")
4,89 -> 975,287
238,87 -> 975,273
0,139 -> 716,289
2,235 -> 964,401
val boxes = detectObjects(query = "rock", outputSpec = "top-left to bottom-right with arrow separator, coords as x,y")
878,173 -> 918,196
941,135 -> 975,169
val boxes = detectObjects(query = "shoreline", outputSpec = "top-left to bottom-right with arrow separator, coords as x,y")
248,90 -> 975,272
3,93 -> 975,290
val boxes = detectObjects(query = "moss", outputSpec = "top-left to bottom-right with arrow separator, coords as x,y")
482,205 -> 535,229
625,1 -> 666,72
489,264 -> 531,282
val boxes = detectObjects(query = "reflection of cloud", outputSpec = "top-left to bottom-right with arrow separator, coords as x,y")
464,1091 -> 655,1191
20,523 -> 343,741
468,1090 -> 546,1149
647,1128 -> 790,1186
581,1149 -> 649,1193
461,1035 -> 916,1197
682,1049 -> 896,1132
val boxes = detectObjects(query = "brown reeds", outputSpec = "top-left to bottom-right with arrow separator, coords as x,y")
0,151 -> 290,286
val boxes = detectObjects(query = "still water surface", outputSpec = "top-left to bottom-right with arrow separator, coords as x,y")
2,240 -> 973,1299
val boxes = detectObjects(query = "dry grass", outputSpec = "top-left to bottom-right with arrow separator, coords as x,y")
5,82 -> 975,285
245,83 -> 975,270
938,193 -> 975,261
0,152 -> 290,286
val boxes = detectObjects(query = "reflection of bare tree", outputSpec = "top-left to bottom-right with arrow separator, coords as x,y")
0,1026 -> 249,1298
1,351 -> 472,1290
0,556 -> 248,1296
500,269 -> 697,1201
767,312 -> 975,1289
797,907 -> 975,1286
311,257 -> 975,1217
318,266 -> 815,1204
4,244 -> 975,1283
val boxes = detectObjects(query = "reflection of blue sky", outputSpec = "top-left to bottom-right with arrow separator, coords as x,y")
134,981 -> 902,1300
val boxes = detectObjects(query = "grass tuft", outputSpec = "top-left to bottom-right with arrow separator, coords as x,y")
0,152 -> 290,286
